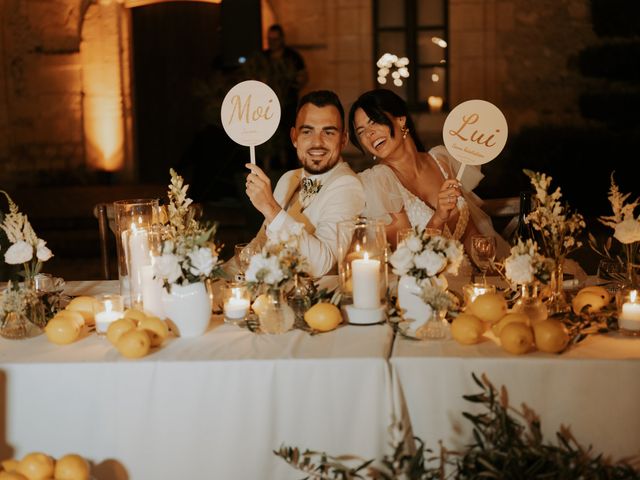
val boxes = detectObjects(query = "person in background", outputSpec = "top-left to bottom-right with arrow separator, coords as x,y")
348,88 -> 509,257
241,90 -> 365,277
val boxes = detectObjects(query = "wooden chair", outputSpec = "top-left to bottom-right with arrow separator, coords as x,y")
481,196 -> 520,240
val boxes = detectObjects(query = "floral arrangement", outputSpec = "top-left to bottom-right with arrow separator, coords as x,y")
390,227 -> 463,311
523,170 -> 585,261
153,170 -> 223,291
591,173 -> 639,286
503,238 -> 553,286
245,223 -> 309,291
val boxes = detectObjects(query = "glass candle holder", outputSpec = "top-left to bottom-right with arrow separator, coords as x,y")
223,282 -> 251,324
617,288 -> 640,336
114,199 -> 159,308
94,294 -> 124,335
337,217 -> 387,323
463,282 -> 497,308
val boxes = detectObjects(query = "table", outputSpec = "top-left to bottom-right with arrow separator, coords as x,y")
391,332 -> 640,461
1,281 -> 400,480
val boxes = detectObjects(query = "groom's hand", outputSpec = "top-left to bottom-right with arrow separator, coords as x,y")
245,164 -> 282,223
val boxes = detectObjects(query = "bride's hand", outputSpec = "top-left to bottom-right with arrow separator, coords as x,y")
434,179 -> 461,223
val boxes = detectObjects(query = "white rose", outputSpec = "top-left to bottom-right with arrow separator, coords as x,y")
4,240 -> 33,264
154,253 -> 183,284
245,253 -> 268,283
188,247 -> 215,277
405,235 -> 422,253
614,217 -> 640,244
246,254 -> 284,285
36,239 -> 53,262
414,250 -> 446,277
505,253 -> 534,284
389,245 -> 414,276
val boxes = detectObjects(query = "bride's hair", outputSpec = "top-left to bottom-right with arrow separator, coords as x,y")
348,89 -> 425,155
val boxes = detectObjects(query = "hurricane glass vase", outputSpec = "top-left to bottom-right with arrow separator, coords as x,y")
513,282 -> 548,324
546,258 -> 570,314
259,288 -> 295,334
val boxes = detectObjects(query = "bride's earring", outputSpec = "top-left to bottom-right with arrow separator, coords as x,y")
401,125 -> 409,139
372,155 -> 377,161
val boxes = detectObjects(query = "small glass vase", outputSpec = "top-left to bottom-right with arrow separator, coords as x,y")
416,308 -> 449,340
259,288 -> 295,334
513,282 -> 548,324
0,281 -> 46,339
546,258 -> 570,315
287,275 -> 315,329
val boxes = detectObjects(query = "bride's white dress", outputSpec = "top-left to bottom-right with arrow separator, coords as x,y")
358,145 -> 510,255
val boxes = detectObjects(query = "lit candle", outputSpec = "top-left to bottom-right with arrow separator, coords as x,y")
428,95 -> 443,113
352,252 -> 381,309
94,295 -> 124,334
619,290 -> 640,331
141,264 -> 165,318
127,224 -> 150,308
224,286 -> 250,321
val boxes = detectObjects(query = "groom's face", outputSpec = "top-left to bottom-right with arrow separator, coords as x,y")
290,103 -> 347,175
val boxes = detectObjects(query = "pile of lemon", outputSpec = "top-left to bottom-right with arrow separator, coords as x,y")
1,452 -> 90,480
451,286 -> 611,355
106,309 -> 169,358
44,296 -> 98,345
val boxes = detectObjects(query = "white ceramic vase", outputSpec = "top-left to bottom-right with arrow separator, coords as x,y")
398,275 -> 432,335
161,281 -> 211,337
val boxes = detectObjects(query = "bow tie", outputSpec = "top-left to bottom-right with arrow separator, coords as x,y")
299,177 -> 322,209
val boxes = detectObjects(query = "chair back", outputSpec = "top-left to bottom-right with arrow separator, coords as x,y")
481,196 -> 520,240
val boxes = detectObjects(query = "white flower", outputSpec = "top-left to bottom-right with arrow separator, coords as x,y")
505,253 -> 534,284
4,240 -> 33,264
389,245 -> 414,275
405,235 -> 422,253
154,253 -> 183,284
188,247 -> 215,277
614,217 -> 640,244
270,222 -> 304,246
36,239 -> 53,262
414,249 -> 445,277
246,254 -> 284,285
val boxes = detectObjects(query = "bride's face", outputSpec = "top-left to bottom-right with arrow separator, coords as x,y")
353,108 -> 404,159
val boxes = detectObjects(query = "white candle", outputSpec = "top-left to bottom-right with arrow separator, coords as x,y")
141,264 -> 165,318
95,298 -> 123,334
620,291 -> 640,331
224,297 -> 250,319
128,224 -> 150,308
352,252 -> 381,309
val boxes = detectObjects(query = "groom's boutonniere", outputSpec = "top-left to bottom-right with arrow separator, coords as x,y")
299,177 -> 322,209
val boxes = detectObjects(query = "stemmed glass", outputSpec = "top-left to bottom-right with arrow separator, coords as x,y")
471,235 -> 496,284
235,242 -> 258,281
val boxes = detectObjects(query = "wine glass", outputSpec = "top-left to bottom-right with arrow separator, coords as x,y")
235,242 -> 257,280
471,235 -> 496,284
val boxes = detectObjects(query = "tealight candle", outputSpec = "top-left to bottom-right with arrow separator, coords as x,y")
352,252 -> 381,309
619,289 -> 640,332
94,294 -> 124,335
223,283 -> 250,323
428,95 -> 443,113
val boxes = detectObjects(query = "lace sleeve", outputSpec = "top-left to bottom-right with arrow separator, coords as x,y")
358,165 -> 405,226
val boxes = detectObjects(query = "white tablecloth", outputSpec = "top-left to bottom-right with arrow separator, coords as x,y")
391,333 -> 640,461
1,281 -> 399,480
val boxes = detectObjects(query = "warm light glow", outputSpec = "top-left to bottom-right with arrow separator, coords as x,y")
376,53 -> 410,86
631,290 -> 638,303
431,73 -> 440,82
428,96 -> 443,113
431,37 -> 447,48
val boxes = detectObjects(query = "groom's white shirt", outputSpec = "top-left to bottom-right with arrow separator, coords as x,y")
265,160 -> 365,277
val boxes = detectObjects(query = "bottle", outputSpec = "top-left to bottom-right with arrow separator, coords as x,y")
511,190 -> 535,245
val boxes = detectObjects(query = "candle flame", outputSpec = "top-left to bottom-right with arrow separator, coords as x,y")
104,300 -> 113,312
631,290 -> 638,302
363,251 -> 370,261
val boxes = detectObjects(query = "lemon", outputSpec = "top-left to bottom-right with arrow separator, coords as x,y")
469,293 -> 508,324
450,313 -> 485,345
251,294 -> 269,317
571,291 -> 608,315
492,312 -> 530,336
0,471 -> 28,480
304,303 -> 343,332
116,329 -> 151,358
16,452 -> 54,480
533,319 -> 569,354
106,318 -> 136,346
66,296 -> 97,326
138,316 -> 169,347
499,322 -> 534,355
53,454 -> 90,480
578,285 -> 612,304
54,310 -> 85,329
1,459 -> 19,472
44,317 -> 80,345
123,308 -> 147,324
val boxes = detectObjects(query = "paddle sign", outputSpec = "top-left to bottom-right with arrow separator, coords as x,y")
442,99 -> 508,181
220,80 -> 281,164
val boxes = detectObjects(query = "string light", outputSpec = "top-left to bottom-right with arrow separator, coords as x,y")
376,53 -> 410,86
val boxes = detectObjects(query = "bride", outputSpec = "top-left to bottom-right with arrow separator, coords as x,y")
348,89 -> 509,257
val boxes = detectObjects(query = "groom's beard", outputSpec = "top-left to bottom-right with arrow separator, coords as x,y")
300,150 -> 339,175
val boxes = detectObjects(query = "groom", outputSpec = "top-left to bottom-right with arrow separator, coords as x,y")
244,90 -> 365,277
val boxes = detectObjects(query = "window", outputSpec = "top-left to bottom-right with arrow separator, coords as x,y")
373,0 -> 449,111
